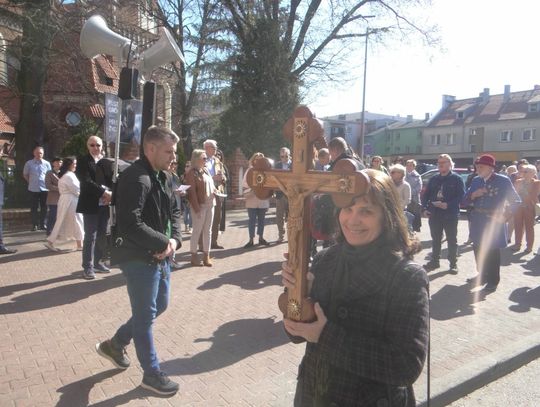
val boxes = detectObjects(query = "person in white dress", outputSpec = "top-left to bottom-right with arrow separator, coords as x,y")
45,157 -> 84,251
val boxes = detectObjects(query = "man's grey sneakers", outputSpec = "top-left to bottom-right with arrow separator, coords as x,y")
141,371 -> 179,395
94,262 -> 111,273
95,340 -> 130,369
83,269 -> 96,280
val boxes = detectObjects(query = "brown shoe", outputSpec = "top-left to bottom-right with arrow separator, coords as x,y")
190,253 -> 203,267
203,252 -> 213,267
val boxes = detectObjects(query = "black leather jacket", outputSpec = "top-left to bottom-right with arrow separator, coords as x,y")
112,156 -> 181,264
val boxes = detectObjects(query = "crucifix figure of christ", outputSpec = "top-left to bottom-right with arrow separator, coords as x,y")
246,105 -> 369,322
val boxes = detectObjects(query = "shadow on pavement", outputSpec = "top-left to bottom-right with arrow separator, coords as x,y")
56,369 -> 122,407
509,285 -> 540,313
501,248 -> 528,266
521,255 -> 540,276
0,248 -> 67,264
0,271 -> 81,297
0,272 -> 125,314
430,282 -> 487,321
427,269 -> 454,282
197,261 -> 281,291
205,246 -> 246,260
161,317 -> 289,375
224,217 -> 249,229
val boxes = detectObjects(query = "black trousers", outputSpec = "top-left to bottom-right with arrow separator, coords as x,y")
407,201 -> 422,232
428,215 -> 458,266
30,191 -> 48,228
473,246 -> 501,286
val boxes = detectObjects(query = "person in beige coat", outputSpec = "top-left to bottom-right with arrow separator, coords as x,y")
185,149 -> 216,266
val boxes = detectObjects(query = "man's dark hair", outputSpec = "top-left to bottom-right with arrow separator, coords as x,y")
143,126 -> 179,147
328,137 -> 347,153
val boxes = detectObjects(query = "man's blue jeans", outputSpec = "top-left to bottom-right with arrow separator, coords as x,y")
247,208 -> 267,239
113,259 -> 170,375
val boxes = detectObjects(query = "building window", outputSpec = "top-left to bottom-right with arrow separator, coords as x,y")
396,133 -> 400,140
500,130 -> 512,143
528,103 -> 539,113
430,134 -> 440,145
395,146 -> 400,153
470,144 -> 477,153
456,111 -> 464,119
470,128 -> 477,136
446,133 -> 455,145
522,128 -> 536,142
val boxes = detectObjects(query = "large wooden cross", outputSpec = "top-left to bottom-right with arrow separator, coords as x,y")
246,106 -> 369,322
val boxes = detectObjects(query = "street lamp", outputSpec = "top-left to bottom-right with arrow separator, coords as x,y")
358,27 -> 369,160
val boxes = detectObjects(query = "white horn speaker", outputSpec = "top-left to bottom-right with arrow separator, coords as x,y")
80,15 -> 135,63
138,29 -> 185,79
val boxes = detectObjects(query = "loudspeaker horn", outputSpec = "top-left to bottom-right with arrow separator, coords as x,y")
138,29 -> 185,79
80,15 -> 135,64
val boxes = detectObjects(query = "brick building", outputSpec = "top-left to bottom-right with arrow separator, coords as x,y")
0,0 -> 180,161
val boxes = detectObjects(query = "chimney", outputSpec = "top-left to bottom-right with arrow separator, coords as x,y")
406,115 -> 413,123
442,94 -> 455,109
504,84 -> 511,103
482,88 -> 490,103
425,112 -> 430,121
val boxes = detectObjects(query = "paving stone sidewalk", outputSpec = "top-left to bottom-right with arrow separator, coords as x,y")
0,209 -> 539,406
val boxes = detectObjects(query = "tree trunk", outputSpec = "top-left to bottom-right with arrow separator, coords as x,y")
14,1 -> 53,182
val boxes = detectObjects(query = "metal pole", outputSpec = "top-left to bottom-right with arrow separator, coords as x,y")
358,28 -> 368,160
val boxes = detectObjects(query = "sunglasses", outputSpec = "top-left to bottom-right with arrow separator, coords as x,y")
89,144 -> 101,148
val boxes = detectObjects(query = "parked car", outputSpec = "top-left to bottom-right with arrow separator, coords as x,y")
420,168 -> 473,210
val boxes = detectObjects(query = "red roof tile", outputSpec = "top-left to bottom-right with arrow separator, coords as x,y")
429,88 -> 540,127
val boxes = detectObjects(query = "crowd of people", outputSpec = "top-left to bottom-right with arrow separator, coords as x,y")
3,127 -> 540,402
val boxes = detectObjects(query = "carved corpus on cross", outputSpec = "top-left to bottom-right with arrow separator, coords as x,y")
246,106 -> 369,322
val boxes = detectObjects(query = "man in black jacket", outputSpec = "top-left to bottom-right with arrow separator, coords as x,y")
76,136 -> 111,280
421,154 -> 465,274
95,126 -> 182,396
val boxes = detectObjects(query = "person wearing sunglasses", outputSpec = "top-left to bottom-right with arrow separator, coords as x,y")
75,135 -> 111,280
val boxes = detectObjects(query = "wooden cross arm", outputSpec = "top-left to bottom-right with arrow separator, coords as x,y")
247,163 -> 370,207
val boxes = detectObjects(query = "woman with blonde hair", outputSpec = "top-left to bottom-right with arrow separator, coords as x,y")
282,169 -> 428,406
185,149 -> 216,266
242,152 -> 271,248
